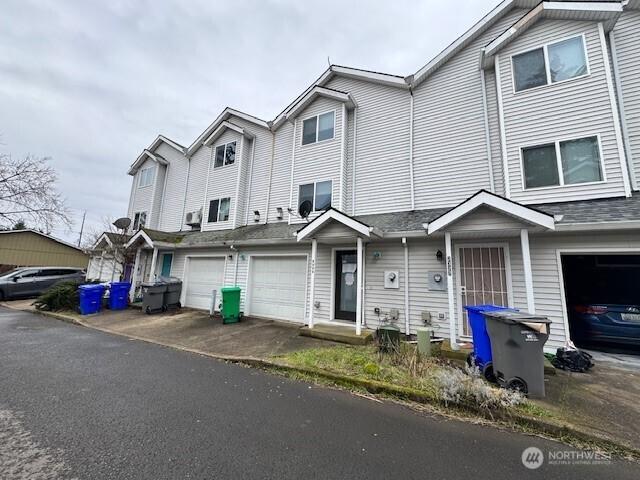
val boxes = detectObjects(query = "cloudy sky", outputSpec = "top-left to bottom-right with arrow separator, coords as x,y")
0,0 -> 497,244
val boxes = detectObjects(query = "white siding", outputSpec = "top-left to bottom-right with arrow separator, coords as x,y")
412,8 -> 528,210
268,121 -> 294,223
612,10 -> 640,188
325,76 -> 412,215
485,70 -> 506,196
156,143 -> 189,232
497,20 -> 628,203
446,206 -> 528,232
127,158 -> 158,230
183,144 -> 210,229
150,164 -> 166,229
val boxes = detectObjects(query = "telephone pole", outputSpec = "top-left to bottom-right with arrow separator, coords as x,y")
77,211 -> 86,247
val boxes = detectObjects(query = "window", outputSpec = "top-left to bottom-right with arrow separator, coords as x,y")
208,197 -> 231,222
512,35 -> 587,92
298,180 -> 332,212
133,211 -> 147,230
214,142 -> 236,168
138,166 -> 155,187
302,111 -> 335,145
522,136 -> 603,189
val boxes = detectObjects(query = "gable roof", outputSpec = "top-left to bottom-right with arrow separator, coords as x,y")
482,1 -> 623,67
296,208 -> 379,241
128,134 -> 184,175
0,229 -> 85,252
274,86 -> 358,127
203,121 -> 255,147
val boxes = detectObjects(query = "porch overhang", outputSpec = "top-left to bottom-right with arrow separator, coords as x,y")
424,190 -> 556,235
124,230 -> 177,250
295,208 -> 380,242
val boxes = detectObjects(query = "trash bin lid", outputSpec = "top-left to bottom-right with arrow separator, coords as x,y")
158,276 -> 182,284
464,304 -> 514,313
483,310 -> 551,324
220,286 -> 241,293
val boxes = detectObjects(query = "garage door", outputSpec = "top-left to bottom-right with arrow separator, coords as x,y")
184,257 -> 225,310
248,256 -> 307,322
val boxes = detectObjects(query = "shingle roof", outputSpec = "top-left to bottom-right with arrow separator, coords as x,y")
178,222 -> 298,247
535,193 -> 640,224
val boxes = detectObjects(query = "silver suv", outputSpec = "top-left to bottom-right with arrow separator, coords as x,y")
0,267 -> 86,300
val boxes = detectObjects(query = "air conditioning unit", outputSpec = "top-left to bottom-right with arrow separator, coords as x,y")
185,209 -> 202,226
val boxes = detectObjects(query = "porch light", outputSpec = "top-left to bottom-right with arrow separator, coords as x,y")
372,251 -> 381,260
254,210 -> 260,222
436,250 -> 443,262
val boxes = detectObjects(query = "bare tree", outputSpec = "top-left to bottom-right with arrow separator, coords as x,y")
82,215 -> 119,249
0,152 -> 71,233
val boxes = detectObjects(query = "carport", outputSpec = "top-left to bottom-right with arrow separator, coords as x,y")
560,251 -> 640,351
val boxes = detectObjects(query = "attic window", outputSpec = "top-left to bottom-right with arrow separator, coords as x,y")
302,111 -> 335,145
214,141 -> 236,168
138,166 -> 155,188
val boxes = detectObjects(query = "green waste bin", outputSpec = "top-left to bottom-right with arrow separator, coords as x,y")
220,286 -> 241,324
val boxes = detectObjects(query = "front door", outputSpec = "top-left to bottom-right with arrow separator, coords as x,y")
334,250 -> 357,321
457,245 -> 511,336
160,253 -> 173,277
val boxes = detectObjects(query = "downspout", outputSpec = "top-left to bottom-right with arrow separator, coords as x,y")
180,153 -> 191,231
609,30 -> 637,191
233,249 -> 240,285
232,136 -> 245,228
264,129 -> 275,222
288,119 -> 297,224
402,237 -> 410,338
201,146 -> 213,231
480,67 -> 496,193
148,164 -> 158,229
408,87 -> 415,210
339,103 -> 347,211
158,163 -> 170,230
245,137 -> 256,224
352,105 -> 358,215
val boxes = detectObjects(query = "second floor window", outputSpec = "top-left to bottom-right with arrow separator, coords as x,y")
298,180 -> 332,212
208,197 -> 231,222
214,142 -> 236,168
133,211 -> 147,230
512,35 -> 588,92
302,111 -> 335,145
138,166 -> 155,188
522,135 -> 603,189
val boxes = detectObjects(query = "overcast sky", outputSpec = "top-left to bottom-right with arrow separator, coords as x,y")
0,0 -> 497,244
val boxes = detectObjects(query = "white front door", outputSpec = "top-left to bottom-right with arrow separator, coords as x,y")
184,257 -> 226,310
248,256 -> 307,322
456,245 -> 512,336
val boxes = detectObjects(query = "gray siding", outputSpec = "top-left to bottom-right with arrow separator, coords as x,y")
612,10 -> 640,188
496,20 -> 628,203
412,8 -> 527,210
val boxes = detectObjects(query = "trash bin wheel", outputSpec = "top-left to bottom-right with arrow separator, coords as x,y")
145,306 -> 152,315
482,362 -> 497,383
176,302 -> 181,309
507,377 -> 528,394
161,305 -> 168,313
466,353 -> 474,367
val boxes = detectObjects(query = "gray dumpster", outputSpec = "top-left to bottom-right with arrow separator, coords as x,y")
160,277 -> 182,310
483,310 -> 551,398
141,282 -> 167,314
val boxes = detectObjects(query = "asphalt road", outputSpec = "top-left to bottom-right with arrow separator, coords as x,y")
0,307 -> 637,480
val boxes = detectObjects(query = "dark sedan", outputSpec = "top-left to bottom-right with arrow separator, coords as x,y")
570,303 -> 640,349
0,267 -> 85,300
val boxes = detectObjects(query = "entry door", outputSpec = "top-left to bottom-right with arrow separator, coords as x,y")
160,253 -> 173,277
335,250 -> 357,321
457,246 -> 511,336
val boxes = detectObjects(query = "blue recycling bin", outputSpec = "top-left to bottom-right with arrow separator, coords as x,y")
109,282 -> 131,310
463,304 -> 516,382
78,284 -> 106,315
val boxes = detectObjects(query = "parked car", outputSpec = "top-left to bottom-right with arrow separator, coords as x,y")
569,304 -> 640,349
0,267 -> 86,300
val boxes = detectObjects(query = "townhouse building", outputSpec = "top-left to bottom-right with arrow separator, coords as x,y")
111,0 -> 640,351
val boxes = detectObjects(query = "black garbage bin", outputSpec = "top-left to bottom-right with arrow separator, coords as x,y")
141,282 -> 167,314
483,310 -> 551,398
160,276 -> 182,310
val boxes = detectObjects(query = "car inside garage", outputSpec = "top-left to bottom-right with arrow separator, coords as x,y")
561,253 -> 640,353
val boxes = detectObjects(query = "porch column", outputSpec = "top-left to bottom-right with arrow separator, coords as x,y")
148,247 -> 158,282
445,232 -> 458,350
356,236 -> 363,336
98,254 -> 105,281
129,247 -> 141,301
520,228 -> 536,313
308,238 -> 317,329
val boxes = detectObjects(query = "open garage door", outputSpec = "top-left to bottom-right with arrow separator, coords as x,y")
248,256 -> 307,322
184,257 -> 225,311
561,254 -> 640,352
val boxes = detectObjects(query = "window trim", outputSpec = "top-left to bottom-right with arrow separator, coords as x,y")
133,211 -> 147,230
213,141 -> 237,168
301,110 -> 336,146
519,133 -> 606,191
207,197 -> 231,223
510,33 -> 590,95
298,180 -> 333,212
138,166 -> 155,188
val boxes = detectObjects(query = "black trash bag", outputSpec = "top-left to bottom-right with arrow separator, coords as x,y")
551,347 -> 594,372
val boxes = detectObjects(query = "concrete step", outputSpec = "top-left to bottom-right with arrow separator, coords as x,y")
299,324 -> 374,345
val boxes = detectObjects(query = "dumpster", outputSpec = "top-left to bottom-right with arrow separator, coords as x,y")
463,305 -> 517,382
220,286 -> 241,324
377,323 -> 401,352
141,281 -> 167,314
79,284 -> 106,315
109,282 -> 131,310
483,310 -> 551,398
160,277 -> 182,310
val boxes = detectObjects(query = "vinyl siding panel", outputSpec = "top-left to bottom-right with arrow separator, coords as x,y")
325,76 -> 411,215
183,144 -> 210,229
412,8 -> 528,210
485,70 -> 506,196
128,158 -> 157,230
612,10 -> 640,188
268,122 -> 294,223
155,143 -> 189,232
497,20 -> 628,203
150,164 -> 166,229
446,207 -> 528,232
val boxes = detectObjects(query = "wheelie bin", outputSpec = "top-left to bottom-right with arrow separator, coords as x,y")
160,277 -> 182,310
109,282 -> 131,310
78,284 -> 106,315
463,305 -> 516,382
220,286 -> 241,324
483,310 -> 551,398
141,281 -> 167,314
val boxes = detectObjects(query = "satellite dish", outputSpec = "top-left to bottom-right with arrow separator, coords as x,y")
298,201 -> 313,219
113,217 -> 131,231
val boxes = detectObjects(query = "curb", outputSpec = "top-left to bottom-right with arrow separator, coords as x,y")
20,306 -> 640,460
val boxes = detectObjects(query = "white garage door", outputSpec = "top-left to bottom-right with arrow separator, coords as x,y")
249,256 -> 307,322
184,257 -> 225,310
